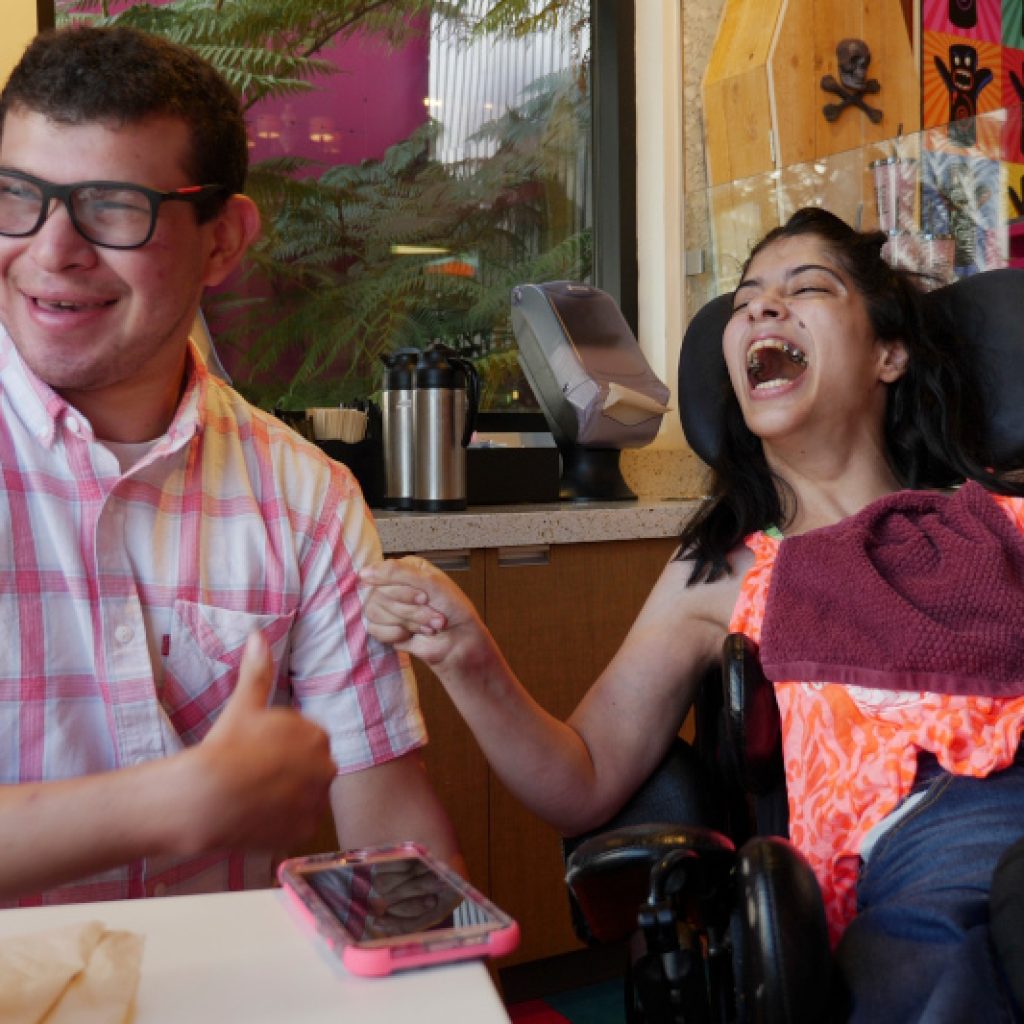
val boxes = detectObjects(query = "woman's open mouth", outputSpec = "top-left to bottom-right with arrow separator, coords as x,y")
746,339 -> 808,390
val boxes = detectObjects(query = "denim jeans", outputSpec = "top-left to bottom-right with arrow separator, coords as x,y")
834,754 -> 1024,1024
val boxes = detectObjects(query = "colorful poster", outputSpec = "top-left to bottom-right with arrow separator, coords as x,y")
1003,47 -> 1024,160
923,0 -> 1004,42
923,31 -> 1003,153
1004,158 -> 1024,218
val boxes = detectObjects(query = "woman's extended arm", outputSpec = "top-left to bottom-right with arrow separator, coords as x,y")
360,554 -> 741,835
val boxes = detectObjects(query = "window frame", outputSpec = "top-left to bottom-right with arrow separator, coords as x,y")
592,0 -> 637,334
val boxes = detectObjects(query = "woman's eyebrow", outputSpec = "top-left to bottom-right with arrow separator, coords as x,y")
786,263 -> 843,283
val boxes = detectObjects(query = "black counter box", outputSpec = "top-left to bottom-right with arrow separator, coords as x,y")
466,445 -> 560,505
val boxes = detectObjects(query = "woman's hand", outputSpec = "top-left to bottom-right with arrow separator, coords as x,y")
359,557 -> 486,672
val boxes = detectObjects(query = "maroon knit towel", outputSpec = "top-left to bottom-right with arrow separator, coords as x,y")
760,482 -> 1024,696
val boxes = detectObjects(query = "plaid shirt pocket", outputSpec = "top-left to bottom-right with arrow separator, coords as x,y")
160,600 -> 296,746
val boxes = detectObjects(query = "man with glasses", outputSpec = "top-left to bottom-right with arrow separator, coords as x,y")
0,25 -> 462,903
0,173 -> 229,251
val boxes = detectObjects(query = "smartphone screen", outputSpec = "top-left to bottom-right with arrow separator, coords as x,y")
295,853 -> 504,944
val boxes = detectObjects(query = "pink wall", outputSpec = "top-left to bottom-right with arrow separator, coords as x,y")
246,29 -> 429,168
80,3 -> 429,168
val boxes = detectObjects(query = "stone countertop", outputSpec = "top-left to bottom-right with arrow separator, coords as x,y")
375,497 -> 700,554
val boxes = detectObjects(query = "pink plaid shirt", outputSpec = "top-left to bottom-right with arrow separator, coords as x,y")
0,327 -> 426,906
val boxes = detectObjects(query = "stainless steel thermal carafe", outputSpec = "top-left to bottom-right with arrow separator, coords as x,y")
413,343 -> 480,511
380,348 -> 420,510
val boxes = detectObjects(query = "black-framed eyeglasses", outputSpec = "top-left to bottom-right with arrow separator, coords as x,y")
0,169 -> 227,250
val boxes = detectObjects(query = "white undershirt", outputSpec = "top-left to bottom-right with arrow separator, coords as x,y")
99,438 -> 161,474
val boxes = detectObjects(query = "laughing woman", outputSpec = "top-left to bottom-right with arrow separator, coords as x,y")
361,208 -> 1024,1022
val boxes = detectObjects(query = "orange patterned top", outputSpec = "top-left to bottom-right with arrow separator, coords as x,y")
728,492 -> 1024,946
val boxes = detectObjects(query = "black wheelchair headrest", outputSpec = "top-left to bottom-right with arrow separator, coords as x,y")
678,268 -> 1024,471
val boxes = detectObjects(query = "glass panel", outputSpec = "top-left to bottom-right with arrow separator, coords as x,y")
58,1 -> 593,412
685,107 -> 1023,309
222,2 -> 593,412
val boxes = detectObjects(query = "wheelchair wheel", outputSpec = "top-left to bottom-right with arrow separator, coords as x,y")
729,837 -> 832,1024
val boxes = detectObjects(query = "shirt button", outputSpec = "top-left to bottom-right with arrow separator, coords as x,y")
114,624 -> 134,645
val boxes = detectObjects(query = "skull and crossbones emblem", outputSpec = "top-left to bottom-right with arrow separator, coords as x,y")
821,39 -> 883,124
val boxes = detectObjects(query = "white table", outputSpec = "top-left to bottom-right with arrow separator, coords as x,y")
0,888 -> 512,1022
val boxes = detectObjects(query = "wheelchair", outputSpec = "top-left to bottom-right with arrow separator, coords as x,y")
562,267 -> 1024,1024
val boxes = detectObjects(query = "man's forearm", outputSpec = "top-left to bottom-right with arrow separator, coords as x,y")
0,633 -> 338,902
0,756 -> 194,900
328,754 -> 467,879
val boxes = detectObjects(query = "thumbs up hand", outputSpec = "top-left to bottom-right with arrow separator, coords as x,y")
175,633 -> 337,855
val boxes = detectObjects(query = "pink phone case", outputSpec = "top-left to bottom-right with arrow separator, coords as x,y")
279,842 -> 520,977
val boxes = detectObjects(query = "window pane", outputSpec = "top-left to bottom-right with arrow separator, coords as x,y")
56,2 -> 593,411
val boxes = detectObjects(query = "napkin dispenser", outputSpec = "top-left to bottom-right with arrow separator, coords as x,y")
510,281 -> 671,501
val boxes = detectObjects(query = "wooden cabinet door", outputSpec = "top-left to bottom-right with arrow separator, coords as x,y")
483,538 -> 679,965
409,550 -> 491,893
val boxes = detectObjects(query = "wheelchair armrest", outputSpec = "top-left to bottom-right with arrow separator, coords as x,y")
561,736 -> 714,945
699,633 -> 788,841
565,823 -> 736,945
721,633 -> 784,797
563,737 -> 712,861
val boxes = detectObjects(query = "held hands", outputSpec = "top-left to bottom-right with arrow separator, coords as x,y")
176,632 -> 337,855
359,557 -> 485,672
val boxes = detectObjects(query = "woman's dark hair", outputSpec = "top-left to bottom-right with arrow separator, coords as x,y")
679,206 -> 1024,584
0,26 -> 246,221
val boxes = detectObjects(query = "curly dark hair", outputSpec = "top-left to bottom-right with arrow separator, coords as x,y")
679,207 -> 1024,584
0,25 -> 246,221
